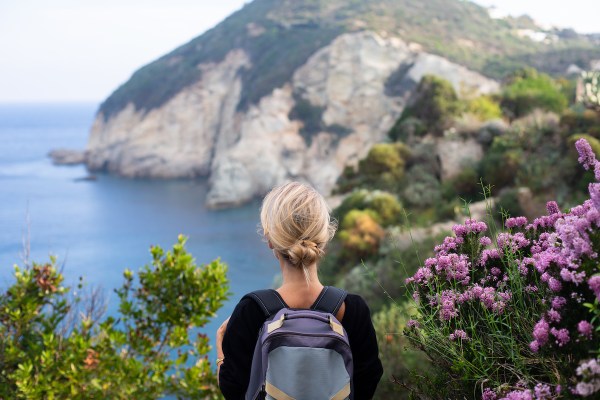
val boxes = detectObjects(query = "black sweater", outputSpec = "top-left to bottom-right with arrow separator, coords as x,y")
219,293 -> 383,399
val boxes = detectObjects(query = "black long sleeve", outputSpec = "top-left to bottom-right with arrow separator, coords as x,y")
342,294 -> 384,399
218,293 -> 383,400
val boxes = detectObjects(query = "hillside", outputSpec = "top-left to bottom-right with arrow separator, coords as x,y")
99,0 -> 599,120
85,0 -> 600,208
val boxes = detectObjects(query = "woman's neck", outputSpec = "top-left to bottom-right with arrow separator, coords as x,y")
278,258 -> 323,289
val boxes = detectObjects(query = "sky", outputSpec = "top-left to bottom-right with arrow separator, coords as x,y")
0,0 -> 598,103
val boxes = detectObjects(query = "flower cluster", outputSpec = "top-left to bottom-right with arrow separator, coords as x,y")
573,358 -> 600,397
406,138 -> 600,399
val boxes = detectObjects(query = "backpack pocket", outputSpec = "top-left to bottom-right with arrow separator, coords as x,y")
265,347 -> 350,400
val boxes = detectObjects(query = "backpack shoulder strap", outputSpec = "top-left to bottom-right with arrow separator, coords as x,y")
242,289 -> 287,318
311,286 -> 347,315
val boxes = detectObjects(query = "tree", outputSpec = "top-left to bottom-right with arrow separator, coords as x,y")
0,235 -> 229,399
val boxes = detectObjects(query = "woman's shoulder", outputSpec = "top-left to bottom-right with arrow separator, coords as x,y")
342,292 -> 373,321
344,292 -> 370,309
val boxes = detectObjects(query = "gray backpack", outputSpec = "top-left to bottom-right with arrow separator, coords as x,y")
243,286 -> 353,400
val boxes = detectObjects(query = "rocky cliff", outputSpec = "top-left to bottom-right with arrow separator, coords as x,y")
87,31 -> 498,207
85,0 -> 599,207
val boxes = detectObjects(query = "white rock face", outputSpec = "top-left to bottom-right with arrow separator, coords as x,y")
86,50 -> 250,178
86,31 -> 499,208
436,136 -> 484,181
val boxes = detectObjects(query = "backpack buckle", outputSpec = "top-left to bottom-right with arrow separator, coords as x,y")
329,316 -> 344,336
267,313 -> 286,333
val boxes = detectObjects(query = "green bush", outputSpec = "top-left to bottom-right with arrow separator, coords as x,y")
464,95 -> 503,121
337,209 -> 385,262
388,116 -> 427,143
0,236 -> 229,399
360,143 -> 407,176
398,75 -> 462,134
561,109 -> 600,138
401,165 -> 442,208
500,67 -> 568,119
334,189 -> 403,227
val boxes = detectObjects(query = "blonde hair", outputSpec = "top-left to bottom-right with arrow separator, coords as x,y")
260,182 -> 337,283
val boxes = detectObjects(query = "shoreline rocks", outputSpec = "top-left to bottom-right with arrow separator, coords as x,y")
48,149 -> 87,165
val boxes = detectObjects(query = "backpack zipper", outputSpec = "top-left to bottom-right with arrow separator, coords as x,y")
263,331 -> 351,349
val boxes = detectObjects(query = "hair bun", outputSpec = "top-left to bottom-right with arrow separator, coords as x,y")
301,239 -> 318,249
286,240 -> 324,268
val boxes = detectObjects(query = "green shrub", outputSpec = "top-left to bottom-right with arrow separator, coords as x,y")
334,189 -> 403,227
360,143 -> 406,176
399,75 -> 462,134
388,116 -> 427,142
0,236 -> 229,399
500,67 -> 568,119
401,165 -> 442,208
561,109 -> 600,138
337,209 -> 385,261
465,95 -> 503,121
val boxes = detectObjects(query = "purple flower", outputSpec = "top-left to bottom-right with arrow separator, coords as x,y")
550,327 -> 570,346
575,138 -> 599,172
524,285 -> 538,293
551,296 -> 567,309
589,275 -> 600,300
546,201 -> 561,215
440,290 -> 459,320
560,268 -> 586,284
590,183 -> 600,210
412,291 -> 420,303
479,249 -> 501,266
482,388 -> 497,400
505,216 -> 528,229
453,219 -> 488,238
497,232 -> 530,252
578,320 -> 593,339
406,319 -> 420,329
548,277 -> 562,292
406,266 -> 434,285
546,308 -> 561,323
533,383 -> 551,400
499,389 -> 533,400
533,319 -> 549,346
449,329 -> 469,341
529,340 -> 540,353
479,236 -> 492,246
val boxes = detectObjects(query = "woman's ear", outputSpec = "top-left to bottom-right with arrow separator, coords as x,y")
267,240 -> 274,249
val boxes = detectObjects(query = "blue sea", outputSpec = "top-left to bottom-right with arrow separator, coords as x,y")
0,102 -> 275,365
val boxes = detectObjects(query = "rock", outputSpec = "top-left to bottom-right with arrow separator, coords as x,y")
48,149 -> 87,165
86,31 -> 499,207
477,119 -> 510,146
436,137 -> 484,181
86,49 -> 251,178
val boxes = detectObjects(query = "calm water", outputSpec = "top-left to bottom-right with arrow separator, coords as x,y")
0,102 -> 276,364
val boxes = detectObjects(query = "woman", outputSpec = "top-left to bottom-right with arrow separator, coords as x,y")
216,182 -> 383,399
